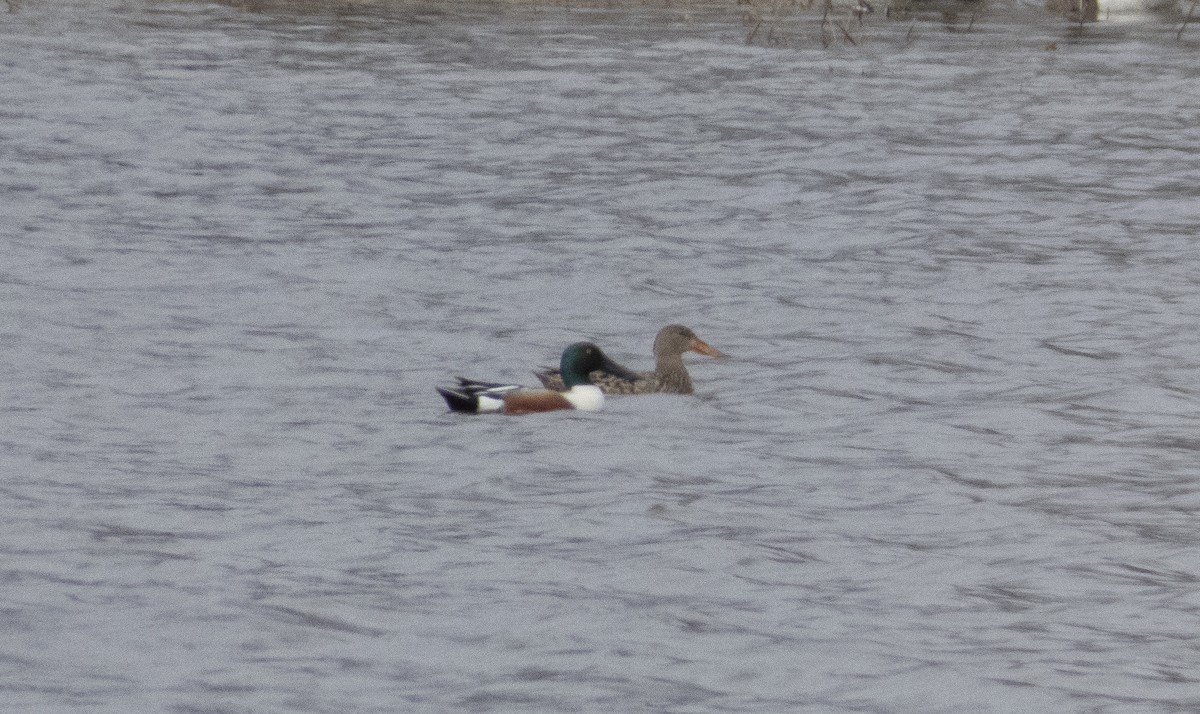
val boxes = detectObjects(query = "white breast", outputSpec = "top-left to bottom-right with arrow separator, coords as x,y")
563,385 -> 604,412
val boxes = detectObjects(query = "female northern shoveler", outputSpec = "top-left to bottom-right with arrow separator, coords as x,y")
534,325 -> 726,395
437,342 -> 641,415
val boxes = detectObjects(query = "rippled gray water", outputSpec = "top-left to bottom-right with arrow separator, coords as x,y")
4,0 -> 1200,711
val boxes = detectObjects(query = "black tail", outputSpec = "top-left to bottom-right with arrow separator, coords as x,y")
437,386 -> 477,412
455,377 -> 509,390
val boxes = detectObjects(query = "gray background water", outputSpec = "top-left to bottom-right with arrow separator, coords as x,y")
4,0 -> 1200,711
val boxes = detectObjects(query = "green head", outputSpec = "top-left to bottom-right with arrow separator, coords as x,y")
559,342 -> 641,389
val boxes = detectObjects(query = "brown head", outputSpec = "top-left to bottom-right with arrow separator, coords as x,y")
652,325 -> 727,360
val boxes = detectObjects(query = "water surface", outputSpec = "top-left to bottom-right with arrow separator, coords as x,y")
3,0 -> 1200,711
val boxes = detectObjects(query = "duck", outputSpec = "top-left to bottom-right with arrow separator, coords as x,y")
437,342 -> 642,415
534,325 -> 725,395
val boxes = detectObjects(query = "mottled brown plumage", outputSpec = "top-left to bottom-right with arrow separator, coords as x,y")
534,325 -> 725,395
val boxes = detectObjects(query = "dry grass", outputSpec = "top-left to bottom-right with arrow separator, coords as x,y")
26,0 -> 1190,47
1179,0 -> 1199,37
740,0 -> 873,46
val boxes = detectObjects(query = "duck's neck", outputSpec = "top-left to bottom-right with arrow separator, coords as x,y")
560,367 -> 593,389
654,353 -> 693,393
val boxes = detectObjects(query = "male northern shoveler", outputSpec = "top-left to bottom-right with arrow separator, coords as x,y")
534,325 -> 726,395
437,342 -> 641,415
